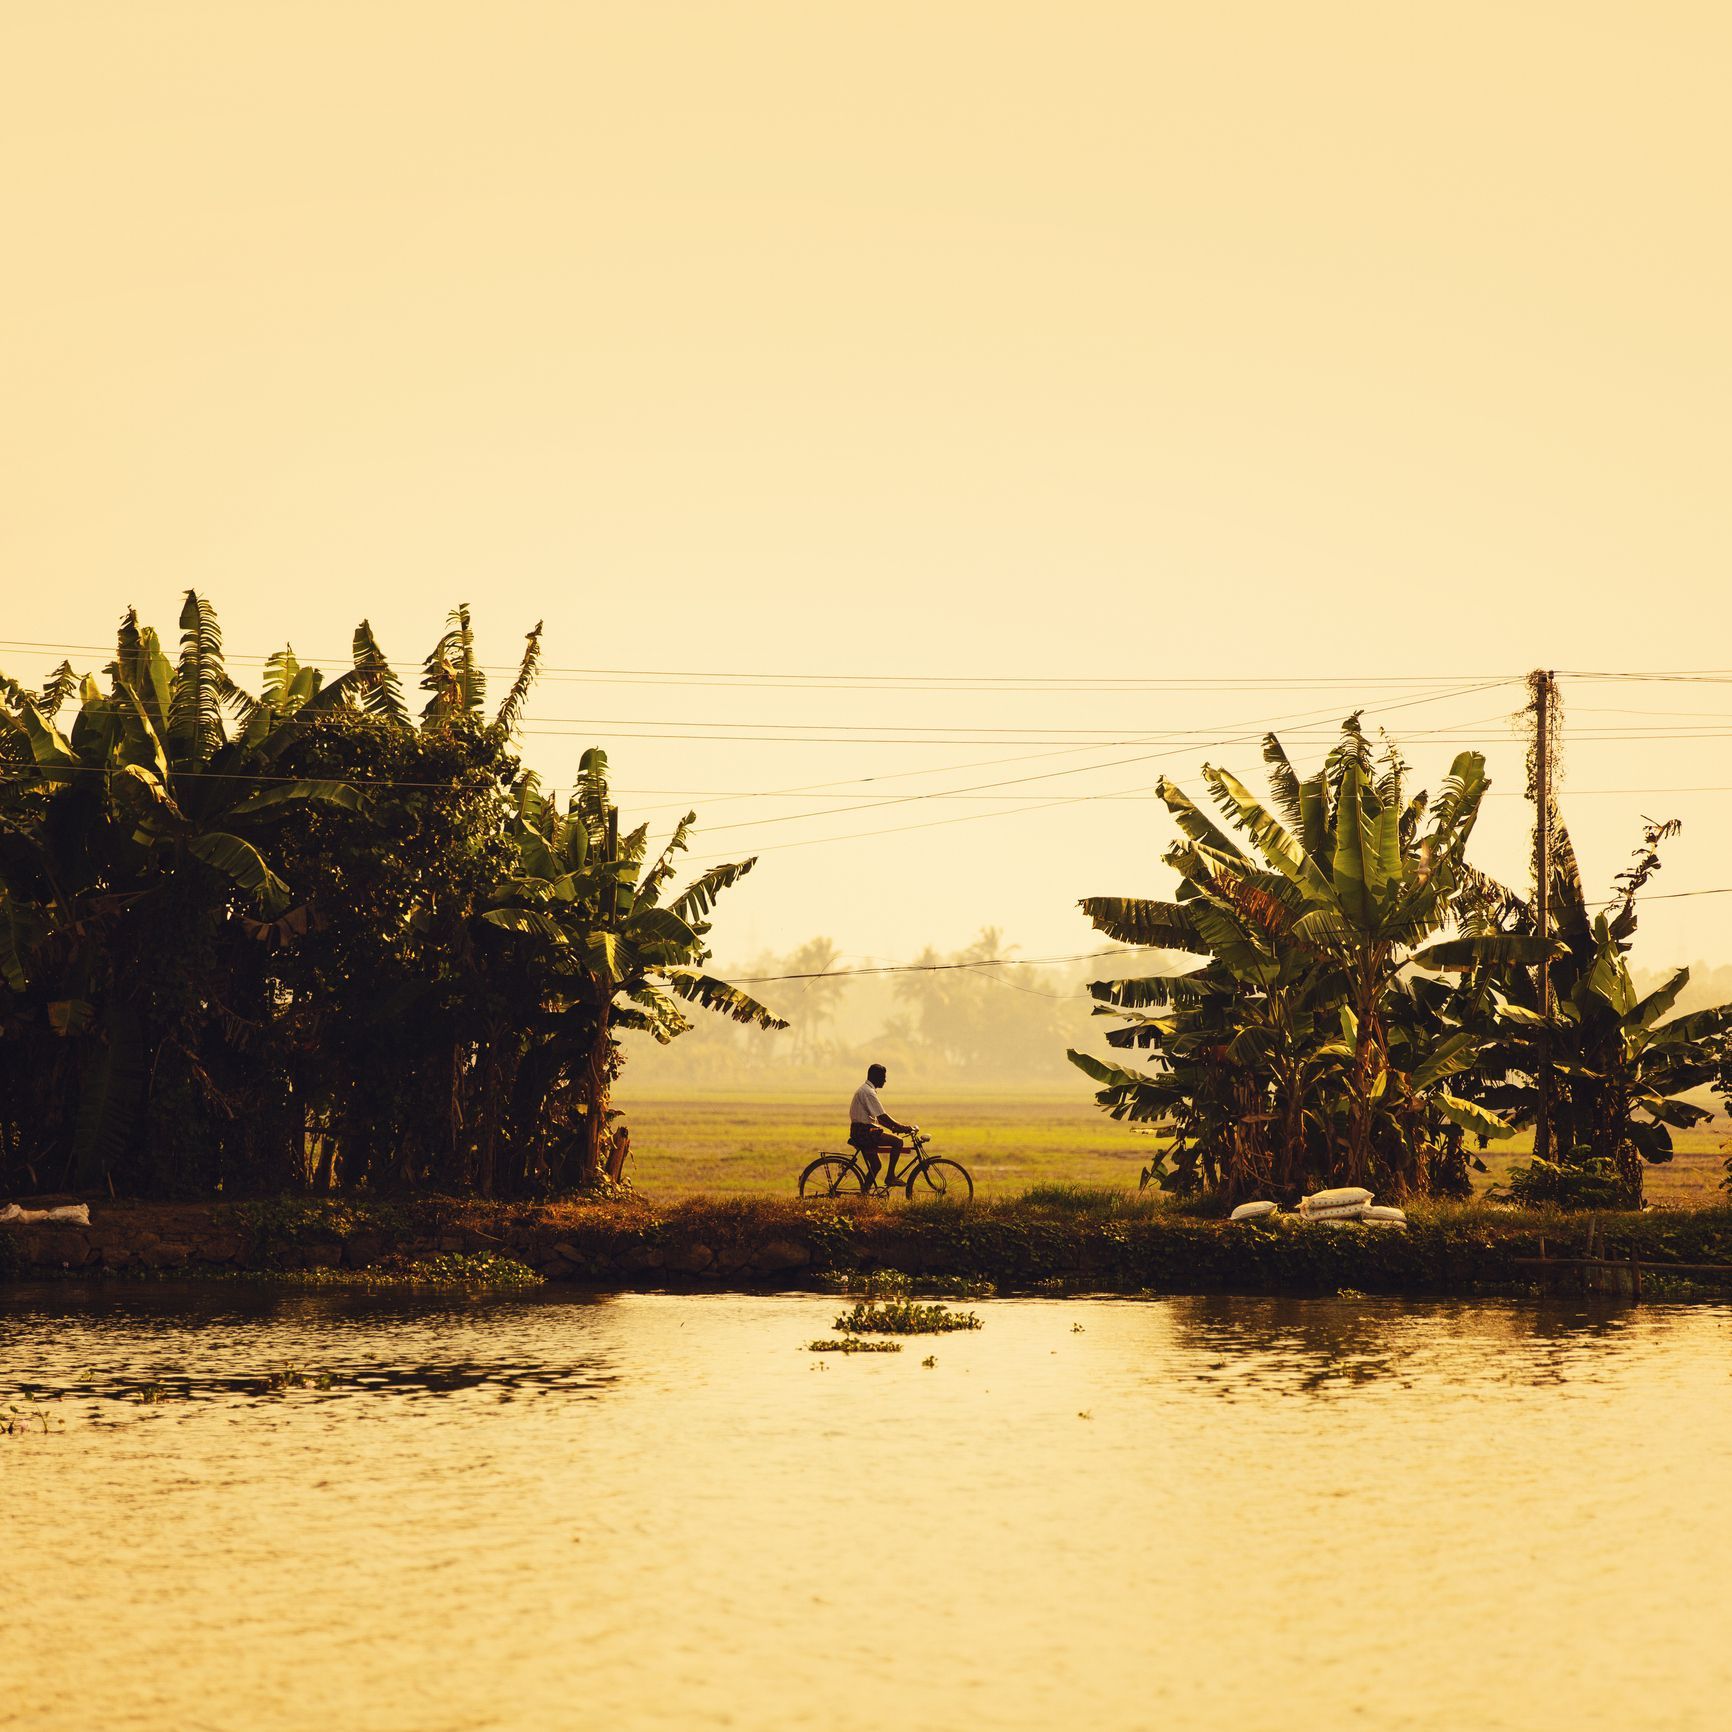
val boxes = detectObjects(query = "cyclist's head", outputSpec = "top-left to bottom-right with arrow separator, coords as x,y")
867,1062 -> 887,1087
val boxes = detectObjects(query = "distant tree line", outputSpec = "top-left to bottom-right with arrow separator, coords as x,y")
0,597 -> 783,1199
618,927 -> 1142,1089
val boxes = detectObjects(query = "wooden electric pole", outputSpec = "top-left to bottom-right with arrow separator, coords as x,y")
604,806 -> 620,924
1531,669 -> 1554,1161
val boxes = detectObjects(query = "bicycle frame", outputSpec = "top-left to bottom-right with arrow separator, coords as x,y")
800,1131 -> 970,1202
841,1132 -> 935,1189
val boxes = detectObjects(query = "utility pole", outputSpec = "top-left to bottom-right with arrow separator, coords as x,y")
604,806 -> 620,924
1531,669 -> 1554,1162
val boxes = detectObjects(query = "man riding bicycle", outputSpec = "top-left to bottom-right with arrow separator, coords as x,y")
848,1062 -> 917,1193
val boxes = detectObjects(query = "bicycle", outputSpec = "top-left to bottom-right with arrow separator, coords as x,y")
797,1131 -> 974,1202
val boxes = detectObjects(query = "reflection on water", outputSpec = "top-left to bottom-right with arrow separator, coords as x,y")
1166,1294 -> 1651,1396
1,1286 -> 618,1413
4,1285 -> 1730,1732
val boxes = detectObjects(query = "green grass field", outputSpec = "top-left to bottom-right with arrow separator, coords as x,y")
615,1090 -> 1731,1208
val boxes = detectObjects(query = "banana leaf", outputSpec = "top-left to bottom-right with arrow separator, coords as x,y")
185,832 -> 291,913
1436,1091 -> 1515,1140
667,971 -> 789,1029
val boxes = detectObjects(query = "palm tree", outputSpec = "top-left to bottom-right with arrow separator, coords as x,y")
783,937 -> 846,1064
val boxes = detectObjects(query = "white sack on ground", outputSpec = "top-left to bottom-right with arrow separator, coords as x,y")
1229,1200 -> 1279,1222
1302,1202 -> 1369,1220
1301,1186 -> 1373,1213
0,1203 -> 90,1225
1363,1205 -> 1407,1222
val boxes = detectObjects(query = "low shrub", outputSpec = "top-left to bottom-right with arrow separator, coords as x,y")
1508,1158 -> 1634,1211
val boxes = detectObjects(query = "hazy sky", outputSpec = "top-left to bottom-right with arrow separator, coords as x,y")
5,3 -> 1729,972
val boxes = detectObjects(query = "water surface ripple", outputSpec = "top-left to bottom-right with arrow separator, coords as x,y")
3,1285 -> 1729,1731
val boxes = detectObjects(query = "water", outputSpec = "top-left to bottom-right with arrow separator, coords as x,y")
3,1285 -> 1729,1732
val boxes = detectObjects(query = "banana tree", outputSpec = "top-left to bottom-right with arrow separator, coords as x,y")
1,597 -> 785,1200
480,750 -> 787,1184
0,594 -> 368,1185
1454,816 -> 1732,1205
1074,717 -> 1544,1199
1072,959 -> 1350,1199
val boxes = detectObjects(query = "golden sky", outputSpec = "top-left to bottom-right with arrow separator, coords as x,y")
4,3 -> 1729,968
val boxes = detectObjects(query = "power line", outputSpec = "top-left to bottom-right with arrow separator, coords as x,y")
0,763 -> 505,791
613,781 -> 1732,802
13,765 -> 1732,806
520,708 -> 1523,736
8,684 -> 1728,842
686,784 -> 1165,861
1628,885 -> 1732,903
556,679 -> 1521,823
16,633 -> 1732,693
0,679 -> 1511,815
680,754 -> 1721,863
684,684 -> 1516,837
14,673 -> 1732,861
730,946 -> 1144,984
0,680 -> 1507,803
0,636 -> 1523,688
1570,705 -> 1732,721
1560,670 -> 1732,684
523,724 -> 1732,745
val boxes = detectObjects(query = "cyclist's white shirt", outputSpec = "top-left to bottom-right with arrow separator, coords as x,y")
849,1082 -> 886,1124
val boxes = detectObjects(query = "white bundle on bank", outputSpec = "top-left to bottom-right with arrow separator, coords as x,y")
1299,1186 -> 1373,1220
1228,1200 -> 1279,1222
1227,1191 -> 1408,1226
0,1202 -> 90,1226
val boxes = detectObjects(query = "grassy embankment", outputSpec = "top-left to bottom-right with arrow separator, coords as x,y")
617,1091 -> 1730,1207
9,1189 -> 1732,1297
4,1095 -> 1724,1295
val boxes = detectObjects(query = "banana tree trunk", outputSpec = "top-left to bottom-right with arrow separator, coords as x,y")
1277,1064 -> 1311,1197
1343,974 -> 1384,1188
577,1007 -> 613,1182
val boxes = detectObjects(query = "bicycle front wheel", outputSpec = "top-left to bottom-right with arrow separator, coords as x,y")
907,1159 -> 973,1203
799,1156 -> 867,1199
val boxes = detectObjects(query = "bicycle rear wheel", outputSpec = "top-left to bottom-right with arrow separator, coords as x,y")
799,1156 -> 867,1199
907,1159 -> 973,1203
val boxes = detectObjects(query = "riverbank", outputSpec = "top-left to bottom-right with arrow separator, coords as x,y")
6,1193 -> 1732,1298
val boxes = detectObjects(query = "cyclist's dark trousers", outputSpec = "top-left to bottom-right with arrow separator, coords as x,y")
849,1124 -> 899,1187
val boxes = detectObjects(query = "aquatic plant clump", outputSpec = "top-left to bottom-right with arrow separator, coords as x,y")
817,1267 -> 997,1300
261,1364 -> 334,1392
834,1299 -> 983,1336
241,1252 -> 545,1290
806,1338 -> 903,1354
